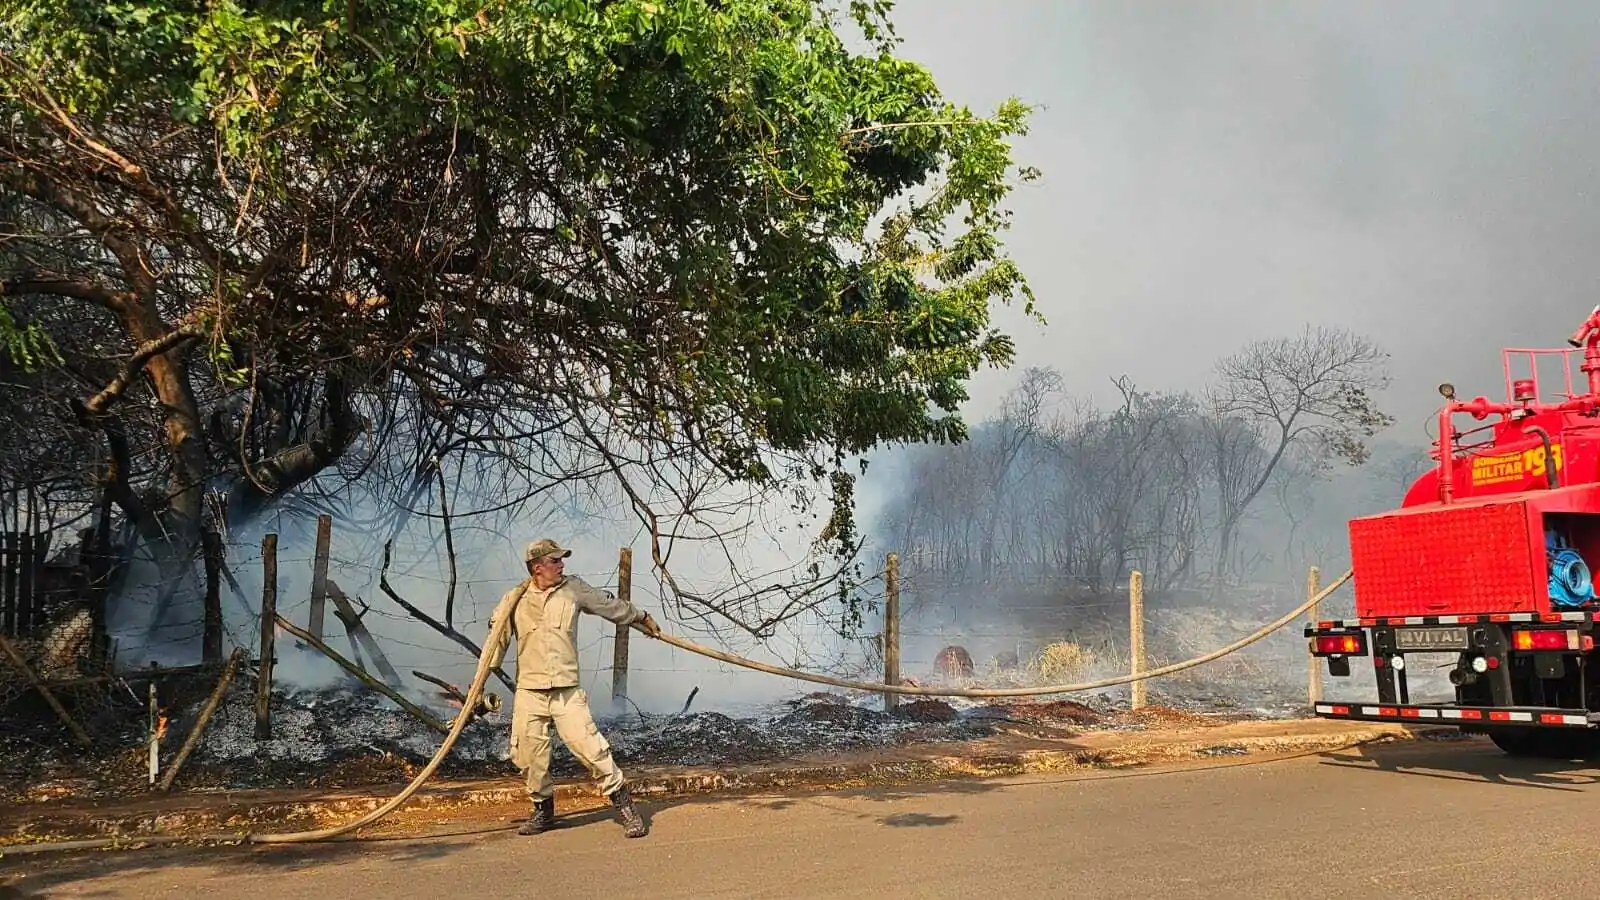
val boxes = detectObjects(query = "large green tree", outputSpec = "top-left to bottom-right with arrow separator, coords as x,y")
0,0 -> 1039,640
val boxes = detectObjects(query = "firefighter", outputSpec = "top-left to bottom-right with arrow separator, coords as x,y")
484,537 -> 663,838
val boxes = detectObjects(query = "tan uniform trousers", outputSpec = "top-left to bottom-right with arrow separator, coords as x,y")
509,686 -> 625,800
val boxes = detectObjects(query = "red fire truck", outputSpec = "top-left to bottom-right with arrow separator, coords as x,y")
1308,307 -> 1600,757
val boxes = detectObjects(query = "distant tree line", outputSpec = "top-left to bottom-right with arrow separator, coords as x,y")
871,326 -> 1425,594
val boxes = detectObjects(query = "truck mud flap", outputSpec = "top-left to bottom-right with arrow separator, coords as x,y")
1313,702 -> 1599,728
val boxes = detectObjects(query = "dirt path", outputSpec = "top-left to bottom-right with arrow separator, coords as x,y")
1,716 -> 1425,848
7,736 -> 1562,900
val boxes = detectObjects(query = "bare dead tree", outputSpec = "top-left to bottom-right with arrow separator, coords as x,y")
976,367 -> 1061,581
1204,326 -> 1393,586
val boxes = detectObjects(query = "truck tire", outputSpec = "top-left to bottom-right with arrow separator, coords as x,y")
1488,728 -> 1544,756
1489,728 -> 1597,759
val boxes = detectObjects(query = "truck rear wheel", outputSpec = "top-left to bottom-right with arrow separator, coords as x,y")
1489,728 -> 1597,759
1488,728 -> 1543,756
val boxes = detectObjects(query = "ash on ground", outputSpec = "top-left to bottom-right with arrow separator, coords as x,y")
2,657 -> 1300,805
185,684 -> 1017,785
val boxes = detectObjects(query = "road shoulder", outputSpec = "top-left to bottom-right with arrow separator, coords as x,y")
0,716 -> 1429,851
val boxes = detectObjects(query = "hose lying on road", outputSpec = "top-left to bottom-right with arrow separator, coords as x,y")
0,569 -> 1349,857
2,603 -> 517,857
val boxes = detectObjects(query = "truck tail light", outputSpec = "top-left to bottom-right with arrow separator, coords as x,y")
1511,629 -> 1579,651
1314,634 -> 1365,655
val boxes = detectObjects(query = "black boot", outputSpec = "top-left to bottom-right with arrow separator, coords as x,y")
610,785 -> 648,838
518,797 -> 556,835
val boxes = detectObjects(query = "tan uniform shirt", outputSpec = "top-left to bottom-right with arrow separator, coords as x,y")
486,575 -> 645,691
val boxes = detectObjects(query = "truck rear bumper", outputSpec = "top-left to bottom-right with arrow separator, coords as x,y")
1313,701 -> 1598,728
1313,611 -> 1594,628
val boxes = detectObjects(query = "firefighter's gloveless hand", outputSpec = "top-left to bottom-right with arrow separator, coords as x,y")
638,613 -> 663,638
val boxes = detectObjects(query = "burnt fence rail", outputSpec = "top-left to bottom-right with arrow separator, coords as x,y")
0,527 -> 135,752
1,530 -> 48,639
0,527 -> 118,697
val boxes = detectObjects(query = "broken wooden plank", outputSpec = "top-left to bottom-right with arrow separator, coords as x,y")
326,579 -> 403,688
274,614 -> 449,734
159,648 -> 246,792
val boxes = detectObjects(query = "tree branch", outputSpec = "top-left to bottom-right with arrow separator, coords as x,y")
378,540 -> 514,692
432,461 -> 459,628
1,271 -> 131,314
0,168 -> 159,302
80,324 -> 203,416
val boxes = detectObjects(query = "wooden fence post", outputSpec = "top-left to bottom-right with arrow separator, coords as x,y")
1129,570 -> 1146,711
308,514 -> 332,641
147,675 -> 160,787
884,552 -> 901,712
19,532 -> 39,637
202,530 -> 223,663
2,531 -> 15,636
1306,565 -> 1323,705
255,533 -> 277,740
612,547 -> 632,704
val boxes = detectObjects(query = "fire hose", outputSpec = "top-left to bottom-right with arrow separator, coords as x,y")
2,599 -> 520,858
654,569 -> 1351,698
1,569 -> 1350,857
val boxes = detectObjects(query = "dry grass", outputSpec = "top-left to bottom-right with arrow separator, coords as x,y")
1029,640 -> 1099,682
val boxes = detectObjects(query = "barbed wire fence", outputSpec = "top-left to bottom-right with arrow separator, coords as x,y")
0,511 -> 1387,791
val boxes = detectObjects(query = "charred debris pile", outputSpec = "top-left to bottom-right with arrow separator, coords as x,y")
2,670 -> 1254,803
2,568 -> 1321,803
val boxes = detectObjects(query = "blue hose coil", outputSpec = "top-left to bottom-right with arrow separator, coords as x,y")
1548,530 -> 1596,609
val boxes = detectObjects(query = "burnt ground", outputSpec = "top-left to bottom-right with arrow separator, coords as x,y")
1,584 -> 1345,811
0,675 -> 1281,810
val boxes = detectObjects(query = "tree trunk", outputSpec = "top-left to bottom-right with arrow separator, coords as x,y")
1213,514 -> 1237,590
226,374 -> 361,524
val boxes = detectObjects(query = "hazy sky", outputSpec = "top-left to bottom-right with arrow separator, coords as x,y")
885,0 -> 1600,441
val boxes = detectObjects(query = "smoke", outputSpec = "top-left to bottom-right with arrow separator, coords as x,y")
883,0 -> 1600,433
103,473 -> 881,719
846,381 -> 1440,704
813,1 -> 1600,704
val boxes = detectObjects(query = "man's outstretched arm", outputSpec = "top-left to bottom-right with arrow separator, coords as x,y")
571,577 -> 661,637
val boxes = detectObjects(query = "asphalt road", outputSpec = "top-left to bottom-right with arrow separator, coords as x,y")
9,735 -> 1595,899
